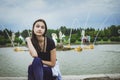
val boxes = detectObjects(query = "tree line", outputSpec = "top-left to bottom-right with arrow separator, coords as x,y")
0,25 -> 120,46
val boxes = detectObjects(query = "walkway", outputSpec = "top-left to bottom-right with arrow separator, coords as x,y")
0,74 -> 120,80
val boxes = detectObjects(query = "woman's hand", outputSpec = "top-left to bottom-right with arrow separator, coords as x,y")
25,37 -> 31,42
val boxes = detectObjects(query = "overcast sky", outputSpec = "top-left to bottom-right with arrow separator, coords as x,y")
0,0 -> 120,32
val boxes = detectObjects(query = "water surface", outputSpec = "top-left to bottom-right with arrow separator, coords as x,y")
0,44 -> 120,77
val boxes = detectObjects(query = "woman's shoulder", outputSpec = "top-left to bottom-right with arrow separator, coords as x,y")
46,36 -> 56,49
46,36 -> 54,42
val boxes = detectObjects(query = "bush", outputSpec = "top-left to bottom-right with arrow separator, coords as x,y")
14,38 -> 23,44
56,39 -> 60,43
0,36 -> 7,45
97,37 -> 101,41
71,38 -> 76,43
77,38 -> 81,41
116,37 -> 120,41
90,37 -> 95,42
0,39 -> 6,45
110,36 -> 115,41
103,37 -> 108,41
110,36 -> 120,41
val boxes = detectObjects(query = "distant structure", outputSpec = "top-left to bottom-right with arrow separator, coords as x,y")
51,31 -> 66,49
11,32 -> 15,47
81,29 -> 85,37
51,33 -> 58,46
62,33 -> 65,42
81,29 -> 90,45
19,35 -> 24,41
11,32 -> 15,42
81,30 -> 85,44
59,31 -> 63,44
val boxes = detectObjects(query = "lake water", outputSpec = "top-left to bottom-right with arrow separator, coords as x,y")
0,44 -> 120,77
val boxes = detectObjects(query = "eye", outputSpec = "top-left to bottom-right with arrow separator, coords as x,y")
36,25 -> 40,28
41,26 -> 45,29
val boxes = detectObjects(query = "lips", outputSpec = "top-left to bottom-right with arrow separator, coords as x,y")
37,31 -> 42,33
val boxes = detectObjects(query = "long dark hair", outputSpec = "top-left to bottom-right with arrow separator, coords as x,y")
31,19 -> 47,53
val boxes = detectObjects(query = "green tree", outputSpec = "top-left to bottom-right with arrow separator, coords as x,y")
3,29 -> 12,39
60,26 -> 67,34
109,25 -> 118,37
15,31 -> 20,37
14,38 -> 23,44
104,27 -> 111,38
21,29 -> 29,38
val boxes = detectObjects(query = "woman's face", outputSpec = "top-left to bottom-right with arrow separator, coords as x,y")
34,21 -> 46,36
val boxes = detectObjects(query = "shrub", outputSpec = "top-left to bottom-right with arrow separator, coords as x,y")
103,37 -> 108,41
110,36 -> 120,41
71,38 -> 76,43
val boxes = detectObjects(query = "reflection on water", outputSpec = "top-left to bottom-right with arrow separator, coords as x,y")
0,45 -> 120,77
105,50 -> 120,53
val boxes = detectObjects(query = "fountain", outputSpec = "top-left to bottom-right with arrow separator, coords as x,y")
11,32 -> 15,43
57,31 -> 64,49
80,29 -> 94,50
0,25 -> 15,47
81,29 -> 85,44
81,29 -> 91,45
51,33 -> 58,46
59,31 -> 63,44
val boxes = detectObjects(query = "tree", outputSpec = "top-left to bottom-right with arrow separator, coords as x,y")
14,38 -> 23,44
109,25 -> 118,37
3,29 -> 12,39
104,27 -> 111,38
15,31 -> 20,37
60,26 -> 67,34
21,29 -> 29,38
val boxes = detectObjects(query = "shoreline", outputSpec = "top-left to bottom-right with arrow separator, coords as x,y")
0,42 -> 120,48
0,73 -> 120,80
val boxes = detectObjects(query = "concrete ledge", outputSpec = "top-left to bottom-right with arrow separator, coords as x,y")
0,73 -> 120,80
62,74 -> 120,80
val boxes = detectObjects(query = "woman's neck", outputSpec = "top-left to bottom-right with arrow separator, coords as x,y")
36,36 -> 44,42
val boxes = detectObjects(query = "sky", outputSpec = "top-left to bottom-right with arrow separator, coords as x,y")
0,0 -> 120,32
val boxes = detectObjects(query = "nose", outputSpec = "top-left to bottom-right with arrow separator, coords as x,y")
38,26 -> 42,30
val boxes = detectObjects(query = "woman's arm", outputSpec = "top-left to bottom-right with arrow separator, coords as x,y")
42,48 -> 56,67
26,37 -> 38,57
26,37 -> 56,67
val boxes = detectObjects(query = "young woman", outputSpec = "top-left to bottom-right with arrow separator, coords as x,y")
26,19 -> 57,80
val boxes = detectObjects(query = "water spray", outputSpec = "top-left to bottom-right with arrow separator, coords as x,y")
93,15 -> 110,45
0,25 -> 15,47
69,18 -> 79,45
